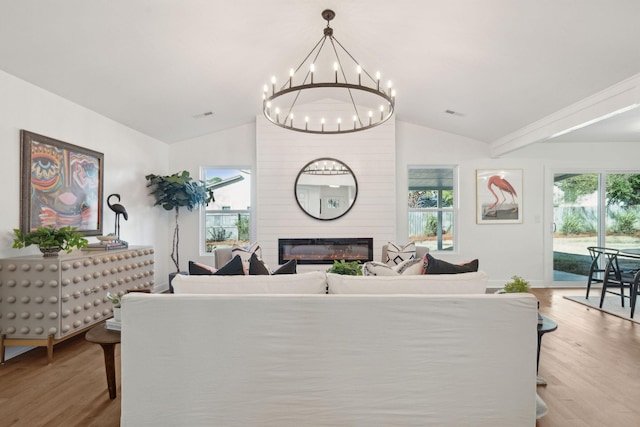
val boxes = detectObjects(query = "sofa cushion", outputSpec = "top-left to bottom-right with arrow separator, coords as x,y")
363,259 -> 423,276
172,271 -> 327,294
188,261 -> 218,275
327,271 -> 488,294
384,242 -> 416,266
423,253 -> 479,275
232,242 -> 262,272
249,253 -> 297,275
214,255 -> 246,275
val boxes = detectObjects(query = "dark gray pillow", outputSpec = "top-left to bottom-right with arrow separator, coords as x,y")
214,255 -> 245,275
249,253 -> 297,275
423,253 -> 479,275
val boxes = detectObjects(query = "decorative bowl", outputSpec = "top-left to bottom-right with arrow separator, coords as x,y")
96,235 -> 118,243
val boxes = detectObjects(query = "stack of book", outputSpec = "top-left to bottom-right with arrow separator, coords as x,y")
83,240 -> 129,251
105,318 -> 121,331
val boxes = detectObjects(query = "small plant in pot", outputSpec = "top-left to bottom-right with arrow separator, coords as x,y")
107,292 -> 122,321
502,275 -> 531,293
12,226 -> 88,257
327,260 -> 363,276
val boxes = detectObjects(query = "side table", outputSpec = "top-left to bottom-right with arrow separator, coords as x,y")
85,324 -> 121,399
537,313 -> 558,386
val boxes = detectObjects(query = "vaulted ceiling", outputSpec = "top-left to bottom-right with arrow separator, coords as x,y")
1,1 -> 639,155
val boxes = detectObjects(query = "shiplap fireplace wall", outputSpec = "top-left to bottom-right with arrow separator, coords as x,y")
256,100 -> 397,270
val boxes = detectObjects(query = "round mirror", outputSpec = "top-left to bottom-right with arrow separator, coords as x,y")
295,158 -> 358,220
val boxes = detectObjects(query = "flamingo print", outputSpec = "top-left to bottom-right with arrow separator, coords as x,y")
485,175 -> 518,217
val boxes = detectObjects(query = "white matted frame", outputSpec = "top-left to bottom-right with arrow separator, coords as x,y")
476,169 -> 523,224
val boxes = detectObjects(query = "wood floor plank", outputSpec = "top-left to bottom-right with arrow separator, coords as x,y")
1,289 -> 639,426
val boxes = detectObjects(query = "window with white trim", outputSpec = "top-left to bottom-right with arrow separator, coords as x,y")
408,167 -> 456,251
202,168 -> 251,253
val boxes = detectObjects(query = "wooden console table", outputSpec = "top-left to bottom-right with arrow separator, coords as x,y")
0,246 -> 154,363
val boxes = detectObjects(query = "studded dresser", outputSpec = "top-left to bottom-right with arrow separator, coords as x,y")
0,246 -> 154,363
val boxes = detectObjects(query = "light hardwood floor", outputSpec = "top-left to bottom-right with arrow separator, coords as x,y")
0,288 -> 639,426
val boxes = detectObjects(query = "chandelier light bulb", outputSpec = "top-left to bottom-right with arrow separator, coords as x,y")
275,107 -> 280,123
357,65 -> 362,84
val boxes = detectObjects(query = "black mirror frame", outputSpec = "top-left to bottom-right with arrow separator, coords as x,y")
294,157 -> 358,221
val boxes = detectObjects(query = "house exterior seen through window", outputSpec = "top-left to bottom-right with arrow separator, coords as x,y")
203,168 -> 251,253
408,167 -> 455,251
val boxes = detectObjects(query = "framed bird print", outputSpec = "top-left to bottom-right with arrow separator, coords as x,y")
476,169 -> 523,224
20,130 -> 104,235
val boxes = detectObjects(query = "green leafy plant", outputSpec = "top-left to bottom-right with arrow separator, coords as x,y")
12,226 -> 88,253
326,260 -> 363,276
503,275 -> 531,293
146,171 -> 215,272
106,292 -> 121,307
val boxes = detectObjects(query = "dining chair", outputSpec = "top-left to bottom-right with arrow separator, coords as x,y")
597,250 -> 639,309
586,247 -> 621,300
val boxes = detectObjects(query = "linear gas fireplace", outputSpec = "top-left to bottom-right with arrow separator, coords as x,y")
279,238 -> 374,265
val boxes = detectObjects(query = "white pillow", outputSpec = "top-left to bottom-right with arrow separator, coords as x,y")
327,271 -> 488,294
385,242 -> 416,266
363,259 -> 423,276
172,271 -> 327,294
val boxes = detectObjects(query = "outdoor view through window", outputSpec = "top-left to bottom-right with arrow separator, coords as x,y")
203,168 -> 251,253
408,167 -> 455,251
553,173 -> 640,281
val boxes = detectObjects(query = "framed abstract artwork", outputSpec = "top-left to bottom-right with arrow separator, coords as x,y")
476,169 -> 523,224
20,130 -> 104,235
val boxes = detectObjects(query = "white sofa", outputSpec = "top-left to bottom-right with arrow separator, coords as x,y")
121,273 -> 538,426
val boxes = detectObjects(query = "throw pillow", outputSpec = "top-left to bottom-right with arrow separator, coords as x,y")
232,242 -> 262,272
423,253 -> 479,275
272,259 -> 297,275
248,253 -> 271,275
363,258 -> 423,276
213,255 -> 246,276
385,242 -> 416,266
249,253 -> 298,275
188,261 -> 218,275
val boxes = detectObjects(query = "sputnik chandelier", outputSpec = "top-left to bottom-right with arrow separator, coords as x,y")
262,9 -> 396,134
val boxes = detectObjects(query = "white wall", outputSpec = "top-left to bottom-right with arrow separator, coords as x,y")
169,117 -> 640,287
167,123 -> 256,268
256,110 -> 397,269
0,70 -> 170,289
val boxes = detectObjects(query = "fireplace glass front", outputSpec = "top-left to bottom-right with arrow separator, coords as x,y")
278,238 -> 374,265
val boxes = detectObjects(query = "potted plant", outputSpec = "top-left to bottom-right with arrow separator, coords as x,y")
145,171 -> 214,272
502,275 -> 531,293
106,291 -> 122,321
12,226 -> 88,257
327,259 -> 363,276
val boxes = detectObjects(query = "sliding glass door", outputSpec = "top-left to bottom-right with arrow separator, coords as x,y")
553,172 -> 640,281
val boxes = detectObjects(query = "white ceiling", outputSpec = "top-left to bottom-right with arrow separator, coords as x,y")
1,0 -> 639,149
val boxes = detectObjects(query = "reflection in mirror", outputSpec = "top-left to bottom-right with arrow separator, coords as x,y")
295,158 -> 358,220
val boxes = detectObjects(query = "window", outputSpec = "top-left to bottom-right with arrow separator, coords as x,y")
408,167 -> 455,251
202,168 -> 252,253
552,171 -> 640,281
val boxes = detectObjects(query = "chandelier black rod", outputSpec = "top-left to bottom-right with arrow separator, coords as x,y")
329,36 -> 364,128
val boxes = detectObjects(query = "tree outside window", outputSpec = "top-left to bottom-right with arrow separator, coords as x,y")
408,167 -> 455,251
